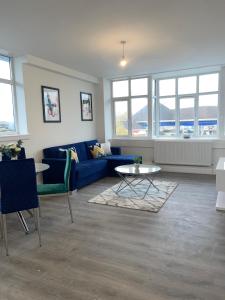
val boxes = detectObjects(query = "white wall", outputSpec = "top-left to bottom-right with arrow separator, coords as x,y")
96,78 -> 112,142
96,79 -> 105,142
22,63 -> 98,160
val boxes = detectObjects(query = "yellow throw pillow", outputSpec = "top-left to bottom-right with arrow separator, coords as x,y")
71,149 -> 79,163
90,145 -> 105,158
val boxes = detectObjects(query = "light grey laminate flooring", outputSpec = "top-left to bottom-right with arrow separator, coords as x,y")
0,173 -> 224,300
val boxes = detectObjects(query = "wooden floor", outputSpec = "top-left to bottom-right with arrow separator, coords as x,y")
0,173 -> 225,300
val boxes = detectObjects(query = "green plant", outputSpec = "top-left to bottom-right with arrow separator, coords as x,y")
0,139 -> 23,158
134,156 -> 142,164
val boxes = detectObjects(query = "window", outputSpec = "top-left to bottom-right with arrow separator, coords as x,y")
159,97 -> 176,136
0,55 -> 16,135
198,94 -> 218,136
178,76 -> 197,95
159,79 -> 175,96
112,78 -> 149,137
114,101 -> 128,136
112,80 -> 129,98
199,73 -> 219,93
179,97 -> 195,136
154,72 -> 219,138
132,97 -> 148,136
131,78 -> 148,96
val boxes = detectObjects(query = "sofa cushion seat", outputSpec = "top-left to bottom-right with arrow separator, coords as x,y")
76,159 -> 108,180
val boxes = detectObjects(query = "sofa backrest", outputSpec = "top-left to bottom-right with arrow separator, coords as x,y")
43,139 -> 99,161
43,143 -> 75,159
73,142 -> 88,161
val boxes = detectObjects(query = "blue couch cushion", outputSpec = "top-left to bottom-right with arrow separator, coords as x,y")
43,142 -> 88,162
43,144 -> 75,159
84,139 -> 98,159
72,142 -> 88,162
76,159 -> 107,180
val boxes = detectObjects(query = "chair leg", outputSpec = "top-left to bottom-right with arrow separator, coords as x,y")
0,215 -> 2,240
39,205 -> 42,218
33,209 -> 37,231
67,194 -> 74,223
1,214 -> 9,256
34,208 -> 42,247
17,211 -> 29,234
38,197 -> 42,218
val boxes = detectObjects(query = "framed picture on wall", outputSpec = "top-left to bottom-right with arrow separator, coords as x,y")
80,92 -> 93,121
41,86 -> 61,123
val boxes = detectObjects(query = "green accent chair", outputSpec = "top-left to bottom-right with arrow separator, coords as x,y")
37,149 -> 74,223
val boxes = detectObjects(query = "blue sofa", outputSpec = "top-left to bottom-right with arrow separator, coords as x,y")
42,139 -> 141,191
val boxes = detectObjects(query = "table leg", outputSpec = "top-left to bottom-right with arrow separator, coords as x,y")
115,173 -> 139,196
132,177 -> 145,187
17,212 -> 29,234
145,176 -> 159,192
115,170 -> 161,200
115,173 -> 126,193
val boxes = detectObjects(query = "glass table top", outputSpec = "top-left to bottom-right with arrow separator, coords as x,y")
35,163 -> 49,174
115,164 -> 161,175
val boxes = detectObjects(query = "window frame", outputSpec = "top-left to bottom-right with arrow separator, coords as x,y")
112,77 -> 151,138
153,71 -> 220,139
0,54 -> 18,136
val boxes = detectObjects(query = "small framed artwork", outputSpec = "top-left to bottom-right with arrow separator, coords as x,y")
41,86 -> 61,123
80,92 -> 93,121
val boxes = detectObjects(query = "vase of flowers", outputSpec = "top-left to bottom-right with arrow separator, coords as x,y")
133,156 -> 142,169
0,140 -> 23,160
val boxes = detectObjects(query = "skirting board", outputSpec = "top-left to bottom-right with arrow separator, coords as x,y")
216,191 -> 225,211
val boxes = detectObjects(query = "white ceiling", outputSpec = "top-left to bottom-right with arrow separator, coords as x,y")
1,0 -> 225,78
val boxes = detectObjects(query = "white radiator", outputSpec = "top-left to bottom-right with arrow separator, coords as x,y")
154,141 -> 212,166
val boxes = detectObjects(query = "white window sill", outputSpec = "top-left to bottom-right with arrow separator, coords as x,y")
111,136 -> 151,140
153,137 -> 220,141
0,133 -> 30,142
111,136 -> 221,141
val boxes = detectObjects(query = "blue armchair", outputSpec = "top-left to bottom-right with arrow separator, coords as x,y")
0,159 -> 41,255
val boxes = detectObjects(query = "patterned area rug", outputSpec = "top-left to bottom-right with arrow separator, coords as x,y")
88,179 -> 178,213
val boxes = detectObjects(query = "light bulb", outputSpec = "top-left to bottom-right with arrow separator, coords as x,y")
120,58 -> 127,67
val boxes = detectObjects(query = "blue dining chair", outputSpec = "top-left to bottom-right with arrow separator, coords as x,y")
0,158 -> 41,255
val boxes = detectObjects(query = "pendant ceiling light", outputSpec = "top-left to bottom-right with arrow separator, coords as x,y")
119,41 -> 127,67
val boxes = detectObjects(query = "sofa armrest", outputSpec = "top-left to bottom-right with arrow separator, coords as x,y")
42,158 -> 77,191
111,146 -> 121,155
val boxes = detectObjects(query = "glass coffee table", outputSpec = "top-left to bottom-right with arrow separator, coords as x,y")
114,164 -> 161,199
